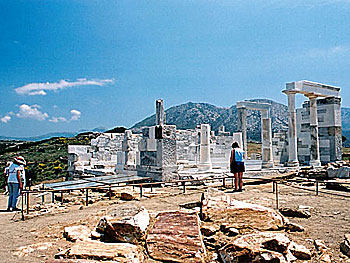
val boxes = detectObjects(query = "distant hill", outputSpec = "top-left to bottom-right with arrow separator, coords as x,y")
132,99 -> 350,144
0,126 -> 107,142
132,99 -> 288,142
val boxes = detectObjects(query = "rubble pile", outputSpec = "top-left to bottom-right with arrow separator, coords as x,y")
49,192 -> 337,262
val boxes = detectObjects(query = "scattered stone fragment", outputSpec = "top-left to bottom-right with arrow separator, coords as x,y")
120,192 -> 135,201
288,242 -> 311,260
14,242 -> 54,257
61,240 -> 144,262
341,234 -> 350,257
48,259 -> 102,263
179,201 -> 202,209
203,193 -> 285,233
63,225 -> 91,242
314,239 -> 333,262
284,222 -> 305,232
147,211 -> 206,263
90,230 -> 103,240
218,231 -> 310,263
279,207 -> 311,218
96,206 -> 149,244
201,225 -> 218,236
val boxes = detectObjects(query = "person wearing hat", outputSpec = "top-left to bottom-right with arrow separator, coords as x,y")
7,156 -> 26,211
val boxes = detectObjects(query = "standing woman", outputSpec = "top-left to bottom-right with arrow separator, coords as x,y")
230,142 -> 246,192
7,156 -> 26,211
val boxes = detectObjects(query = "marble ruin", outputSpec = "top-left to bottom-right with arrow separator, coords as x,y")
237,100 -> 274,168
68,81 -> 343,180
283,80 -> 341,167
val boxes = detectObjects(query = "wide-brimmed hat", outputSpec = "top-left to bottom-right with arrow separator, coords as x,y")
14,156 -> 26,166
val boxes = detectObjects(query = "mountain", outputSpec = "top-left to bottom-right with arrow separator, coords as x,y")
132,99 -> 289,142
132,99 -> 350,143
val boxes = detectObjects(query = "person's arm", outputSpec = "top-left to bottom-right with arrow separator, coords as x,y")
17,170 -> 23,190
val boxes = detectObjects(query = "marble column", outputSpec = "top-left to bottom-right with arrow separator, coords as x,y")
156,99 -> 165,126
308,96 -> 321,167
261,109 -> 274,168
237,107 -> 247,152
199,124 -> 212,171
122,130 -> 135,167
285,91 -> 299,166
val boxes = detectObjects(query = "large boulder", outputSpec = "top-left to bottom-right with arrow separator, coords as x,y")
202,193 -> 285,233
59,240 -> 144,263
95,206 -> 149,244
146,211 -> 206,263
279,208 -> 311,218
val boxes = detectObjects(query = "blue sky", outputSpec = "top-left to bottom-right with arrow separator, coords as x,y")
1,0 -> 350,137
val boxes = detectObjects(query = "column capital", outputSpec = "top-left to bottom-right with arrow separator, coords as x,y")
282,90 -> 298,95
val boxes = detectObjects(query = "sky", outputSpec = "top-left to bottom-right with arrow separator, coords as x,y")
1,0 -> 350,137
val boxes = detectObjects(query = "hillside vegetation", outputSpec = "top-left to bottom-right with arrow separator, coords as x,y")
0,133 -> 97,189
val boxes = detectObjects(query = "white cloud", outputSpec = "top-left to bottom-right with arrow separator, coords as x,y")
15,78 -> 114,96
49,109 -> 81,123
70,109 -> 81,121
16,104 -> 48,121
49,116 -> 67,123
1,115 -> 11,123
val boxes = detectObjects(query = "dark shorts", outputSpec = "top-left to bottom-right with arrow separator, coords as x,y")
230,161 -> 245,173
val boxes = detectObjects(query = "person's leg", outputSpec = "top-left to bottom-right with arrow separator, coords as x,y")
234,172 -> 239,191
7,183 -> 13,210
239,172 -> 244,190
11,183 -> 20,209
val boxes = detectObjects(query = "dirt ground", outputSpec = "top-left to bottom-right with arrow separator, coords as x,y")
1,180 -> 350,263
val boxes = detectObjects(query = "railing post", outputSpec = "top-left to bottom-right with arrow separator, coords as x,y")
85,189 -> 89,206
275,182 -> 279,210
182,182 -> 186,193
140,185 -> 143,198
26,191 -> 30,214
316,181 -> 319,196
223,177 -> 226,188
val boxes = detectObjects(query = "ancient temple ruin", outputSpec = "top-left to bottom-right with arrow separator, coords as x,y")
237,100 -> 274,168
283,80 -> 341,167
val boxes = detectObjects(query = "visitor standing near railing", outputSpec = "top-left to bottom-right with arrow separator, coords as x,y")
7,156 -> 26,211
230,142 -> 246,192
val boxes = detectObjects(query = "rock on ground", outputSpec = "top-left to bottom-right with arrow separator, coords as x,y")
63,225 -> 91,242
96,206 -> 149,244
146,211 -> 206,263
218,232 -> 310,263
341,234 -> 350,257
59,240 -> 144,263
279,207 -> 311,218
202,193 -> 285,233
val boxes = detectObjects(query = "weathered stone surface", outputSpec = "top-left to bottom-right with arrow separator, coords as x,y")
64,240 -> 144,262
314,239 -> 333,263
284,222 -> 305,232
279,207 -> 311,218
288,242 -> 311,260
203,194 -> 285,233
218,232 -> 310,263
96,206 -> 149,244
340,234 -> 350,257
47,260 -> 107,263
146,211 -> 206,263
63,225 -> 91,242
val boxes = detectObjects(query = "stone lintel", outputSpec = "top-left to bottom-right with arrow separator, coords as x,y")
284,80 -> 340,98
236,101 -> 271,111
